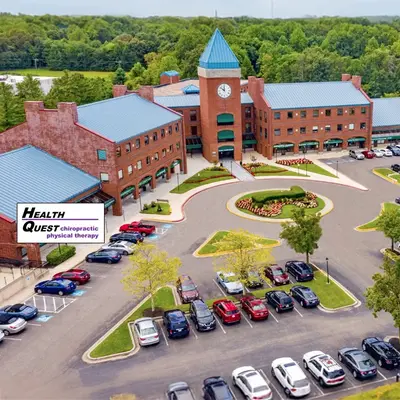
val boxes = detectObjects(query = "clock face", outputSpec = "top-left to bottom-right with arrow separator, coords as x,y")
217,83 -> 232,99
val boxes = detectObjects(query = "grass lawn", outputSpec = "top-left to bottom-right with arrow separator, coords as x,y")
140,202 -> 171,215
342,382 -> 400,399
89,287 -> 175,359
357,202 -> 399,231
0,68 -> 113,79
197,230 -> 279,255
170,168 -> 234,194
247,164 -> 306,177
374,168 -> 400,184
296,163 -> 337,178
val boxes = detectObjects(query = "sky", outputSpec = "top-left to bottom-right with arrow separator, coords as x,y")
1,0 -> 400,18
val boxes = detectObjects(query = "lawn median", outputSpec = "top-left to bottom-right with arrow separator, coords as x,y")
356,202 -> 399,231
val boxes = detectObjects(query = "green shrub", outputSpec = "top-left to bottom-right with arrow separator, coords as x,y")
157,204 -> 163,212
252,186 -> 305,204
151,201 -> 157,208
143,203 -> 149,210
46,245 -> 76,266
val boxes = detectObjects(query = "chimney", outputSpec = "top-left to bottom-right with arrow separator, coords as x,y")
24,101 -> 44,129
138,86 -> 154,103
341,74 -> 352,82
351,75 -> 362,90
57,102 -> 78,124
160,71 -> 180,85
112,85 -> 128,98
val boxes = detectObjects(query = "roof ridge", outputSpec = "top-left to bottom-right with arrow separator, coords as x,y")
77,93 -> 138,109
265,81 -> 347,87
0,144 -> 33,158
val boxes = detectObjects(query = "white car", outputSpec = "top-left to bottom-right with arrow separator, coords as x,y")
133,317 -> 160,346
216,271 -> 244,294
381,148 -> 393,157
371,149 -> 384,158
271,357 -> 311,398
303,351 -> 346,387
232,366 -> 272,400
0,329 -> 4,343
101,240 -> 134,255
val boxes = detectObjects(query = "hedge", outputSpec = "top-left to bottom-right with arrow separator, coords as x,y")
251,186 -> 305,204
46,245 -> 76,266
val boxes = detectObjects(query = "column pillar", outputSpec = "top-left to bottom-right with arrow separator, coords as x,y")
150,175 -> 156,191
166,167 -> 171,181
293,143 -> 299,155
112,195 -> 123,216
342,140 -> 348,150
27,244 -> 41,266
266,145 -> 273,160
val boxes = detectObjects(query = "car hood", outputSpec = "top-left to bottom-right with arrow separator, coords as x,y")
21,307 -> 36,315
274,274 -> 289,282
224,281 -> 243,290
198,314 -> 214,324
182,290 -> 198,298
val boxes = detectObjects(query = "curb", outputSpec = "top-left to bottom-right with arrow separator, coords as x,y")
373,169 -> 399,185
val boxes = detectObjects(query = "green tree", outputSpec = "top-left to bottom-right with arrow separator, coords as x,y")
376,207 -> 400,251
16,75 -> 44,101
290,27 -> 307,52
0,83 -> 25,132
121,243 -> 181,312
112,66 -> 126,85
365,258 -> 400,339
280,208 -> 323,263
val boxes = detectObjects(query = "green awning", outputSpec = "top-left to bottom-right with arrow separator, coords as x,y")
242,139 -> 257,145
104,198 -> 116,208
218,130 -> 235,141
274,144 -> 294,149
219,145 -> 234,152
121,186 -> 135,198
217,113 -> 234,125
171,160 -> 181,168
156,168 -> 167,178
299,141 -> 319,147
186,144 -> 202,150
139,176 -> 152,187
372,135 -> 400,141
324,139 -> 343,145
348,138 -> 366,143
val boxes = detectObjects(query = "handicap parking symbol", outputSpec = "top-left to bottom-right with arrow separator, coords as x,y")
36,315 -> 53,323
148,234 -> 159,241
70,290 -> 86,297
163,224 -> 172,229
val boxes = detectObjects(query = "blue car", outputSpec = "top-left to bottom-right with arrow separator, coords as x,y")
86,250 -> 121,264
163,309 -> 190,339
0,303 -> 38,320
34,279 -> 76,296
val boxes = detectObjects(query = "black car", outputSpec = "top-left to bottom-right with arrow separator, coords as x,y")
163,309 -> 190,339
387,146 -> 400,156
109,232 -> 144,244
396,197 -> 400,205
289,285 -> 320,308
338,348 -> 377,380
362,337 -> 400,369
392,164 -> 400,173
85,250 -> 121,264
285,261 -> 314,282
190,300 -> 216,332
265,290 -> 294,313
167,382 -> 195,400
202,377 -> 234,400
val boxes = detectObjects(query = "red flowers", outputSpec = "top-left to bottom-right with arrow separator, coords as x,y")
276,158 -> 313,166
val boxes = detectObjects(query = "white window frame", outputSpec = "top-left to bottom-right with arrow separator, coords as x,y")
118,169 -> 123,180
100,173 -> 109,182
128,165 -> 133,175
137,160 -> 142,170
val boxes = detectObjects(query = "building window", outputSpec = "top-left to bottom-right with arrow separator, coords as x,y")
349,108 -> 355,115
135,139 -> 140,149
325,125 -> 331,132
300,110 -> 307,118
312,126 -> 318,133
259,110 -> 262,120
128,165 -> 133,175
274,112 -> 281,120
287,128 -> 293,135
161,128 -> 165,138
125,143 -> 131,153
169,144 -> 173,152
287,111 -> 293,119
162,148 -> 166,157
97,149 -> 107,160
337,108 -> 343,116
116,147 -> 121,157
190,126 -> 198,136
349,123 -> 355,130
144,135 -> 149,145
274,129 -> 281,136
245,123 -> 252,133
325,109 -> 331,117
137,160 -> 142,170
153,132 -> 158,141
313,109 -> 319,117
360,122 -> 366,130
259,126 -> 262,137
100,173 -> 109,182
175,124 -> 179,132
118,169 -> 123,180
168,126 -> 172,135
245,107 -> 252,118
190,110 -> 197,121
361,107 -> 367,114
264,128 -> 268,138
176,142 -> 181,150
154,152 -> 159,161
146,156 -> 151,165
337,124 -> 343,131
300,127 -> 306,134
264,112 -> 267,122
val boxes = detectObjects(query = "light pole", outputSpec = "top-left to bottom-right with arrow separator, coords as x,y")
305,162 -> 308,176
297,163 -> 300,175
326,257 -> 330,284
336,160 -> 339,177
230,160 -> 233,175
177,173 -> 180,193
139,194 -> 142,212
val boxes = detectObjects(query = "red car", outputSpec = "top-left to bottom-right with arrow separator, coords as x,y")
240,295 -> 269,321
212,299 -> 241,324
265,265 -> 290,286
52,268 -> 90,285
362,150 -> 375,159
119,221 -> 156,236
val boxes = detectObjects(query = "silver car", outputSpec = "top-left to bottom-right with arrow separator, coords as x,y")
349,149 -> 364,160
167,382 -> 195,400
133,317 -> 159,346
0,315 -> 27,335
101,240 -> 134,255
0,330 -> 4,342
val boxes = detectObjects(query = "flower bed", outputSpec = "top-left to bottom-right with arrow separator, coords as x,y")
185,173 -> 233,183
277,158 -> 313,166
242,162 -> 290,176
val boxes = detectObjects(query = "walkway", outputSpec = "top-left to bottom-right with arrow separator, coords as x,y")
222,160 -> 255,181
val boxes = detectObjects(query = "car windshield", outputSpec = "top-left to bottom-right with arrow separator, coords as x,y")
272,268 -> 285,276
140,327 -> 156,336
293,379 -> 309,388
253,385 -> 269,393
197,309 -> 211,318
359,359 -> 375,368
6,317 -> 18,324
224,275 -> 237,283
182,284 -> 196,291
253,304 -> 266,311
79,272 -> 87,276
212,384 -> 232,399
327,369 -> 345,378
225,310 -> 238,315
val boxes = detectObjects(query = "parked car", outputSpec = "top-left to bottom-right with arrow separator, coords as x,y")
271,357 -> 311,398
303,351 -> 346,387
285,261 -> 314,282
265,265 -> 290,285
349,149 -> 365,160
391,164 -> 400,173
119,220 -> 156,236
338,348 -> 377,380
133,317 -> 159,346
52,268 -> 90,285
212,299 -> 241,324
163,309 -> 190,339
0,330 -> 4,343
396,197 -> 400,204
189,299 -> 216,332
387,145 -> 400,156
101,240 -> 134,255
0,315 -> 27,336
167,382 -> 195,400
362,337 -> 400,369
216,271 -> 243,294
86,250 -> 121,264
34,279 -> 76,296
109,232 -> 144,243
290,286 -> 320,308
240,295 -> 269,321
232,366 -> 273,400
361,150 -> 375,159
370,148 -> 384,158
244,271 -> 264,289
0,303 -> 38,320
203,377 -> 234,400
381,148 -> 393,157
176,275 -> 200,303
265,290 -> 294,313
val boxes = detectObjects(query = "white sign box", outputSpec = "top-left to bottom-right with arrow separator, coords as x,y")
17,203 -> 105,244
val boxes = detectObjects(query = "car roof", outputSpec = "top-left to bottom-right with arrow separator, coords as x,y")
271,290 -> 289,298
312,354 -> 341,371
241,370 -> 266,386
293,285 -> 312,293
218,300 -> 237,310
135,318 -> 155,328
180,274 -> 193,282
192,299 -> 207,309
280,360 -> 307,380
270,265 -> 284,270
165,309 -> 185,319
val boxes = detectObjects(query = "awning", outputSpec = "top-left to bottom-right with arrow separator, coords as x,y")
186,144 -> 202,150
186,136 -> 202,150
372,135 -> 400,140
121,186 -> 135,198
348,138 -> 366,143
156,168 -> 167,178
274,144 -> 294,149
139,176 -> 152,187
324,139 -> 343,145
218,130 -> 235,141
80,190 -> 115,208
217,114 -> 234,125
219,145 -> 234,152
299,141 -> 319,147
243,139 -> 257,145
171,160 -> 181,168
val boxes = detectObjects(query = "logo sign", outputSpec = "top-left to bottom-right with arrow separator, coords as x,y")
17,203 -> 105,244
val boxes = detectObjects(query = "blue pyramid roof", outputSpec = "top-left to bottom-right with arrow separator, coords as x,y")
199,29 -> 240,70
182,84 -> 200,94
160,70 -> 179,77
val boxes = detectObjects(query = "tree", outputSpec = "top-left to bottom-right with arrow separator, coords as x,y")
213,230 -> 274,283
279,208 -> 322,263
112,66 -> 126,85
0,83 -> 25,132
376,207 -> 400,251
290,27 -> 307,52
365,258 -> 400,338
121,243 -> 181,312
16,75 -> 44,101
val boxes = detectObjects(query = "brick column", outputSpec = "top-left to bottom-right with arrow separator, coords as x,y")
26,244 -> 41,266
266,145 -> 273,160
112,195 -> 123,216
166,168 -> 171,181
150,175 -> 157,191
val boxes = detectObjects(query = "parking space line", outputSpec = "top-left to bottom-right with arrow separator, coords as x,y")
310,379 -> 324,395
85,286 -> 93,289
158,322 -> 169,346
4,337 -> 22,341
268,311 -> 279,323
293,307 -> 303,317
213,279 -> 227,297
244,286 -> 251,293
186,317 -> 198,340
52,297 -> 56,311
32,296 -> 36,308
27,323 -> 41,327
215,317 -> 226,334
258,369 -> 270,383
240,311 -> 253,328
229,386 -> 237,400
43,298 -> 47,312
377,370 -> 387,380
346,376 -> 356,387
268,380 -> 284,400
264,280 -> 272,288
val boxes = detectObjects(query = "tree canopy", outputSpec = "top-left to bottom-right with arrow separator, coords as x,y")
376,207 -> 400,251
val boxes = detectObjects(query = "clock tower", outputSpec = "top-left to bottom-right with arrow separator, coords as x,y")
198,29 -> 242,162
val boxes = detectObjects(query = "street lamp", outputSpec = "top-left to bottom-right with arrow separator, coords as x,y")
177,172 -> 180,193
139,194 -> 142,212
326,257 -> 330,284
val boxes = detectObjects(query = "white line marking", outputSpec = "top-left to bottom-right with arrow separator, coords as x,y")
52,297 -> 56,311
269,380 -> 284,400
3,337 -> 22,341
310,379 -> 324,395
85,286 -> 93,289
213,279 -> 227,297
346,376 -> 356,387
377,370 -> 387,380
229,386 -> 237,400
268,311 -> 279,323
158,323 -> 169,346
215,316 -> 226,334
63,298 -> 66,308
258,369 -> 270,384
293,307 -> 303,317
27,323 -> 41,327
186,317 -> 198,340
43,297 -> 47,312
265,280 -> 272,288
33,296 -> 36,308
240,311 -> 253,328
245,286 -> 251,293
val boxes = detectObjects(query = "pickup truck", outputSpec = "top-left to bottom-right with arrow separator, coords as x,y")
119,221 -> 156,236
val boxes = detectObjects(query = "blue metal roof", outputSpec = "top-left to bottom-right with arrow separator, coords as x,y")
78,94 -> 181,144
263,81 -> 370,110
182,84 -> 200,95
241,92 -> 254,104
0,146 -> 100,221
199,28 -> 240,70
372,98 -> 400,127
160,70 -> 179,77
